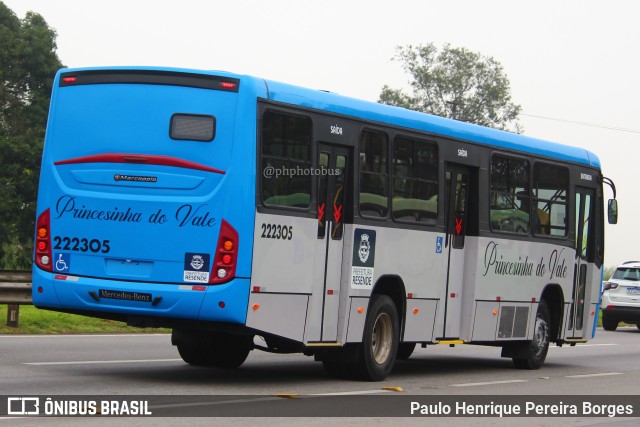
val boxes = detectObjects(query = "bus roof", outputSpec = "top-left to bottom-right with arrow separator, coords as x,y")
54,66 -> 601,169
263,79 -> 601,169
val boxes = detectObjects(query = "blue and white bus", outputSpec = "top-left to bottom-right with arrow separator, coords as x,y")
33,67 -> 617,381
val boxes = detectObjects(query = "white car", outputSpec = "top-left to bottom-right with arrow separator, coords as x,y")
601,261 -> 640,331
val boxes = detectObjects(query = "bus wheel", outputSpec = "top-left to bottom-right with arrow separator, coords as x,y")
177,333 -> 252,369
177,343 -> 211,367
396,343 -> 416,360
355,295 -> 399,381
602,313 -> 618,331
513,300 -> 550,370
322,360 -> 349,378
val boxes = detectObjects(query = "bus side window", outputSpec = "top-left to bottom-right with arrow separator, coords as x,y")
391,136 -> 438,223
533,163 -> 569,237
489,155 -> 530,234
261,111 -> 312,208
359,130 -> 388,218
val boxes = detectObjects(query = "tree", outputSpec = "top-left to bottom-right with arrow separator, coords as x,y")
0,1 -> 63,269
379,43 -> 522,133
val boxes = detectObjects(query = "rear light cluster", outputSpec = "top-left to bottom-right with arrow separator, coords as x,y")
603,282 -> 618,291
210,219 -> 238,284
35,209 -> 53,272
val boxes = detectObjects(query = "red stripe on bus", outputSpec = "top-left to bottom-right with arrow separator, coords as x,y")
54,153 -> 226,174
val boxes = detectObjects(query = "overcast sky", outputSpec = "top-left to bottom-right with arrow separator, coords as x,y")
5,0 -> 638,267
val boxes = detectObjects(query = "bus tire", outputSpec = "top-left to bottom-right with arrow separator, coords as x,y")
177,343 -> 211,367
355,294 -> 399,381
177,333 -> 252,369
601,312 -> 618,331
322,360 -> 349,378
396,342 -> 416,360
512,300 -> 550,370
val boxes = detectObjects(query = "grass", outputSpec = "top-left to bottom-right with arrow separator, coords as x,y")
0,305 -> 169,335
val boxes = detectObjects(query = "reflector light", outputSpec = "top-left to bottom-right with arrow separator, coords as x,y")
253,286 -> 261,293
38,287 -> 43,293
327,290 -> 334,295
357,307 -> 364,313
218,301 -> 225,308
413,308 -> 420,315
252,304 -> 260,311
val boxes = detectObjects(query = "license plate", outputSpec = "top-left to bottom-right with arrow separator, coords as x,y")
627,287 -> 640,295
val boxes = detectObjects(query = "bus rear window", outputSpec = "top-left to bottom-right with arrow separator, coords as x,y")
170,114 -> 215,142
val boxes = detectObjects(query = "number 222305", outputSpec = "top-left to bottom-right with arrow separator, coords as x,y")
260,223 -> 292,240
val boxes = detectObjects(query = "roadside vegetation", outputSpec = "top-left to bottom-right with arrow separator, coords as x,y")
0,305 -> 169,334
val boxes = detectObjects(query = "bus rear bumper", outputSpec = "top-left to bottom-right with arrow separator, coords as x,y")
31,267 -> 250,325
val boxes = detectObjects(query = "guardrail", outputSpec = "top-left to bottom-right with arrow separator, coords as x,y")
0,270 -> 32,327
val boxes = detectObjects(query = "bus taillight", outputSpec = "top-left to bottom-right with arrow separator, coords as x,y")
35,209 -> 53,272
210,219 -> 238,284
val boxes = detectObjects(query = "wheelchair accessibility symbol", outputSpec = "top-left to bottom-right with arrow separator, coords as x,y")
54,253 -> 71,272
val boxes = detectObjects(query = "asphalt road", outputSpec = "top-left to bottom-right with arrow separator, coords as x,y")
1,327 -> 639,426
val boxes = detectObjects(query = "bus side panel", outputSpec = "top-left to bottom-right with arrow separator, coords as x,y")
248,212 -> 315,340
340,224 -> 448,345
250,213 -> 316,294
245,293 -> 309,341
403,299 -> 438,342
473,236 -> 574,341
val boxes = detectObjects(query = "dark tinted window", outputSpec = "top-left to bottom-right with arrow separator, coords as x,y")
533,163 -> 569,236
261,111 -> 311,208
170,114 -> 215,142
359,130 -> 388,218
392,137 -> 438,222
490,155 -> 530,233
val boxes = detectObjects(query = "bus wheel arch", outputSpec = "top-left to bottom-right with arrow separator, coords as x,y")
371,274 -> 406,331
503,285 -> 563,370
540,284 -> 564,343
513,299 -> 551,369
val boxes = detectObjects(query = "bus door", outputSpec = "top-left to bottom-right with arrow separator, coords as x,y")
442,164 -> 471,338
313,143 -> 350,342
568,187 -> 594,338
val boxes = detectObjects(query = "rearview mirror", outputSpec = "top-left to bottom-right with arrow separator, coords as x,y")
608,199 -> 618,224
